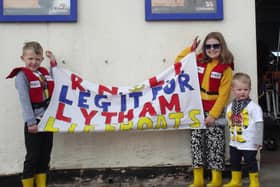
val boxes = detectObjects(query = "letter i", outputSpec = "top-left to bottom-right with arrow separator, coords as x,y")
120,94 -> 126,112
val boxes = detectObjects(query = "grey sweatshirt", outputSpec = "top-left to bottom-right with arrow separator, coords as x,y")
15,71 -> 47,126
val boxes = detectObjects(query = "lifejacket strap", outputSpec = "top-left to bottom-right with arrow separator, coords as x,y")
32,98 -> 50,109
200,88 -> 218,95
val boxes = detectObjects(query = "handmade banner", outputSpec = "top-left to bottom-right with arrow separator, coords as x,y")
38,52 -> 205,133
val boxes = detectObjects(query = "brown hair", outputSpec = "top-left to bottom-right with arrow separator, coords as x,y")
201,32 -> 233,64
22,41 -> 43,56
232,72 -> 251,89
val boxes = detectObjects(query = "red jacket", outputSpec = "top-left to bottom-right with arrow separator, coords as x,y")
196,55 -> 232,111
7,67 -> 54,104
197,61 -> 231,95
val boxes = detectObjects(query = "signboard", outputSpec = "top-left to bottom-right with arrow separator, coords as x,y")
0,0 -> 77,22
145,0 -> 223,20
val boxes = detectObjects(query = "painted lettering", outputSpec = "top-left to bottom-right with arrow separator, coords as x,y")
98,85 -> 118,95
152,86 -> 162,100
80,108 -> 98,125
71,73 -> 85,91
155,115 -> 167,129
137,117 -> 153,130
178,72 -> 194,92
68,123 -> 77,133
105,124 -> 116,132
59,85 -> 73,105
163,79 -> 175,94
56,103 -> 72,122
78,91 -> 90,109
159,94 -> 180,114
102,112 -> 118,124
120,94 -> 126,112
189,109 -> 201,128
129,92 -> 143,108
95,95 -> 111,111
44,117 -> 59,132
120,121 -> 133,131
118,109 -> 134,123
139,102 -> 157,117
169,112 -> 184,128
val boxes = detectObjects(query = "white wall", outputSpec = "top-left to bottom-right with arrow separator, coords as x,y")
0,0 -> 257,175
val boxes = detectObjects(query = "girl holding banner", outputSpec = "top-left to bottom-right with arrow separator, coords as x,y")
175,32 -> 234,187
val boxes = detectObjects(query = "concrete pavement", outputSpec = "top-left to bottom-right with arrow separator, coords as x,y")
46,148 -> 280,187
1,148 -> 279,186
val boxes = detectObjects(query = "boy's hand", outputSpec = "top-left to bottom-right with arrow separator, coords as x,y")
45,50 -> 57,67
191,36 -> 201,51
28,124 -> 38,133
45,50 -> 56,61
256,144 -> 263,150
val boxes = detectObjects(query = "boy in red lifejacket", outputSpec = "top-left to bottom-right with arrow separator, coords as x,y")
6,41 -> 57,187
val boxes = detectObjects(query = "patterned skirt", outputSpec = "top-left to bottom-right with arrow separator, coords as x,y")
190,125 -> 225,170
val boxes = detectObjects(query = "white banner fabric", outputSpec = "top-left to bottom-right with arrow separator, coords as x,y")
38,52 -> 205,133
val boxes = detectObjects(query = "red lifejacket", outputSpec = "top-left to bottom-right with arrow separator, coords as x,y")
197,62 -> 231,93
7,67 -> 54,104
196,55 -> 232,111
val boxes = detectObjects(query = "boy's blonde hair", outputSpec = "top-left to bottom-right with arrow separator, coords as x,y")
232,72 -> 251,89
22,41 -> 43,56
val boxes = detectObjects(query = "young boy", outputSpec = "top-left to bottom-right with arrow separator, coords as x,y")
6,41 -> 57,187
223,72 -> 263,187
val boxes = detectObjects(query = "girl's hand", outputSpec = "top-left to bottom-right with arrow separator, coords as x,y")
28,124 -> 38,133
204,115 -> 215,127
191,36 -> 201,51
